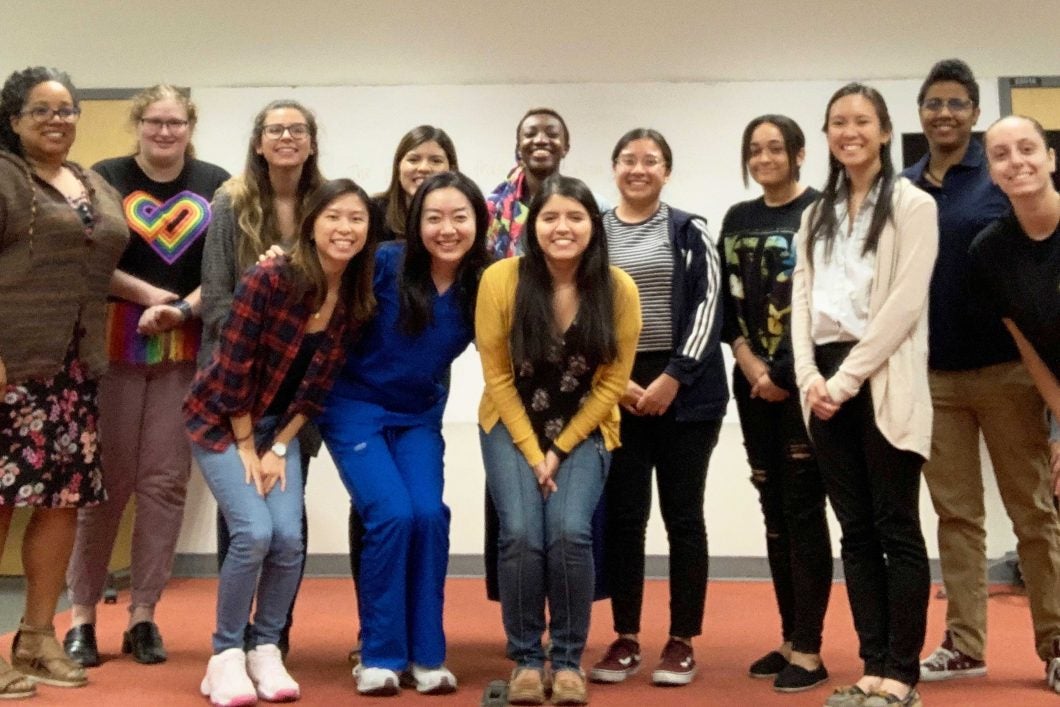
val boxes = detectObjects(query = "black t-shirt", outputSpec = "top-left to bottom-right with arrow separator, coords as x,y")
92,156 -> 230,297
719,188 -> 819,391
970,213 -> 1060,380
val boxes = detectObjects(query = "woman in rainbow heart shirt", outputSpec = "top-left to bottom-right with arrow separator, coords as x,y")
64,84 -> 229,668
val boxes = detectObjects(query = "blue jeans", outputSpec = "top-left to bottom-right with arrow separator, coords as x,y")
192,417 -> 304,654
319,399 -> 450,672
480,424 -> 610,671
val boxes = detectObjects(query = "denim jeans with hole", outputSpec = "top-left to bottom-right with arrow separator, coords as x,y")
192,417 -> 304,654
480,423 -> 610,671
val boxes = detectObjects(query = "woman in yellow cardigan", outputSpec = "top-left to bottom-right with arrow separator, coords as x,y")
476,174 -> 640,706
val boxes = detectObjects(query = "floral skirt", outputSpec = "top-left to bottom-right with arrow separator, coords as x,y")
0,335 -> 106,508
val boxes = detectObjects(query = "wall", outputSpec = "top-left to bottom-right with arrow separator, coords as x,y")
3,0 -> 1044,568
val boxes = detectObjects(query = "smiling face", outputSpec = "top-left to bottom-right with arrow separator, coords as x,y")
613,137 -> 670,207
535,194 -> 592,266
399,140 -> 450,200
518,113 -> 569,179
919,80 -> 979,153
137,97 -> 191,167
985,116 -> 1057,201
420,186 -> 475,270
255,106 -> 313,170
10,80 -> 77,163
827,93 -> 890,174
747,121 -> 801,190
312,192 -> 369,271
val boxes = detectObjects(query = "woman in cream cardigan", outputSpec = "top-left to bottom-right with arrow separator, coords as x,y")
791,83 -> 938,707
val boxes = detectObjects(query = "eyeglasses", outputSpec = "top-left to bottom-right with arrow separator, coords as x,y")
616,154 -> 666,169
140,117 -> 189,132
262,123 -> 310,140
921,98 -> 974,114
19,106 -> 81,123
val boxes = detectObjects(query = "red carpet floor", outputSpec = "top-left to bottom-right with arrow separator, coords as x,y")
8,578 -> 1057,706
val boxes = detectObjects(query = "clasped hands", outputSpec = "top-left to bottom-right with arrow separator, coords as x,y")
237,444 -> 287,497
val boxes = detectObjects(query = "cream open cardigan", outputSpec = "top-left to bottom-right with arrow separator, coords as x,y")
791,177 -> 939,459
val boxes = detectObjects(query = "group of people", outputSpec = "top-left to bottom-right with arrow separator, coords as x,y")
0,55 -> 1056,707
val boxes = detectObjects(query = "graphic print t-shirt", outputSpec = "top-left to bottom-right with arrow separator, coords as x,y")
93,156 -> 229,365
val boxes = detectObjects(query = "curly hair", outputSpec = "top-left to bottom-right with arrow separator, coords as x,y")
0,66 -> 77,157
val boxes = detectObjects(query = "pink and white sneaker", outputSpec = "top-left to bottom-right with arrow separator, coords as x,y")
246,644 -> 300,702
201,648 -> 257,707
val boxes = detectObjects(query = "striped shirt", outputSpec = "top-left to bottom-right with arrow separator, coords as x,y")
605,204 -> 673,352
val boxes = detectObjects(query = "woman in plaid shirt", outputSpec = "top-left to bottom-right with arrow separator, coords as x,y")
185,179 -> 376,707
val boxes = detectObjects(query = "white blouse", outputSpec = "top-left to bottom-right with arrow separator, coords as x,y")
810,184 -> 880,344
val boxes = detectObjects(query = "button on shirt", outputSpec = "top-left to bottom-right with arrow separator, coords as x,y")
811,183 -> 879,344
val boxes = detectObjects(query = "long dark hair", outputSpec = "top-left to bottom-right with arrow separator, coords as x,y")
806,83 -> 895,264
399,171 -> 490,336
289,178 -> 376,330
0,66 -> 78,157
378,125 -> 458,238
511,174 -> 616,367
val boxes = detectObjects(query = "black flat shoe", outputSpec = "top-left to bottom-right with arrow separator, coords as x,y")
748,650 -> 788,678
773,662 -> 829,692
62,624 -> 99,667
121,621 -> 167,664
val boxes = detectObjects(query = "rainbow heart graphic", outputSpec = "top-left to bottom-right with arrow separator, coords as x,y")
124,190 -> 212,264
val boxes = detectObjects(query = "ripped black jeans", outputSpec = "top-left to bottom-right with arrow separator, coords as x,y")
733,372 -> 832,654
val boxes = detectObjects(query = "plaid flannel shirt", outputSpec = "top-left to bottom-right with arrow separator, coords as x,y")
184,258 -> 350,453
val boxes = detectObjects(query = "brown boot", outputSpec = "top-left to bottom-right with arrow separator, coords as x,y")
12,622 -> 87,688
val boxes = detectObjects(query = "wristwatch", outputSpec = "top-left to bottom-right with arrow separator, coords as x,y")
270,442 -> 288,458
172,299 -> 193,321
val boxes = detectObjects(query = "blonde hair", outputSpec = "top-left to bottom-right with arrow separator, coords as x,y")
129,84 -> 197,159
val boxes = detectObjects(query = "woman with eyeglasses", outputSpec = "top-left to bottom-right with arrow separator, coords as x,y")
589,129 -> 726,690
200,99 -> 325,658
791,83 -> 937,707
63,84 -> 230,669
718,115 -> 832,693
0,66 -> 128,696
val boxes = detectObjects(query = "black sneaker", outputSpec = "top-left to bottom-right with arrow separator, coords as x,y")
773,663 -> 829,693
748,650 -> 788,679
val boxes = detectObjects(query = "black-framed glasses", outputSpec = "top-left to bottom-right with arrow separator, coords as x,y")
19,106 -> 81,123
262,123 -> 310,140
921,98 -> 974,114
140,117 -> 190,132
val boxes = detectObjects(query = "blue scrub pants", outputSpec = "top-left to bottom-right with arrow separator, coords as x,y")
319,400 -> 450,671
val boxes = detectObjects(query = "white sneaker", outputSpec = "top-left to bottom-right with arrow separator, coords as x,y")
246,644 -> 300,702
353,664 -> 400,696
410,663 -> 458,695
201,647 -> 257,707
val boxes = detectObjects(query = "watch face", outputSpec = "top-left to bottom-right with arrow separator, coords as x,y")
271,442 -> 287,457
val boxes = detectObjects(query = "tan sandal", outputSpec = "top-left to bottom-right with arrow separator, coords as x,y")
11,622 -> 87,688
0,656 -> 34,700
